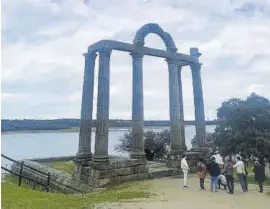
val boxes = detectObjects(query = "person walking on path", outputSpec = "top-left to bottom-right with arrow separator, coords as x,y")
207,157 -> 221,192
224,157 -> 235,194
197,158 -> 207,190
233,156 -> 247,192
181,155 -> 190,188
253,158 -> 266,193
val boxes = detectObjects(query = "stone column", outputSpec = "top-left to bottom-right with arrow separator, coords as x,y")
93,48 -> 112,164
177,65 -> 186,150
75,52 -> 97,166
167,59 -> 185,155
130,53 -> 146,162
190,48 -> 207,150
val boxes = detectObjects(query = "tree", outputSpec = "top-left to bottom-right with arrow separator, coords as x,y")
191,132 -> 218,156
213,93 -> 270,159
115,129 -> 171,160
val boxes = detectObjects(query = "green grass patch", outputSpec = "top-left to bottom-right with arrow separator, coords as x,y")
2,175 -> 152,209
48,157 -> 129,174
233,174 -> 270,186
49,160 -> 75,174
232,164 -> 270,186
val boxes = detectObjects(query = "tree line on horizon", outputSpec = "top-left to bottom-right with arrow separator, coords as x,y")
1,119 -> 216,132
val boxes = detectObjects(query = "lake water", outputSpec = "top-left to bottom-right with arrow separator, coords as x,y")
1,126 -> 216,166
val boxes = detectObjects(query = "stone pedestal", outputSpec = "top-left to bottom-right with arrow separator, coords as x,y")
166,154 -> 183,169
72,157 -> 148,188
184,151 -> 207,171
166,150 -> 208,171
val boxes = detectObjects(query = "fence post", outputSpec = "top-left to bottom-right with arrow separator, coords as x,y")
18,161 -> 24,187
46,172 -> 50,192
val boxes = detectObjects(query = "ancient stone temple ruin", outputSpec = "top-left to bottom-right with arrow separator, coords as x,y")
73,23 -> 207,187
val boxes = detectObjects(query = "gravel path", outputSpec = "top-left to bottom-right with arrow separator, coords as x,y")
95,175 -> 270,209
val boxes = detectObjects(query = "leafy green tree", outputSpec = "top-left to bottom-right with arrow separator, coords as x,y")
115,129 -> 171,160
213,93 -> 270,159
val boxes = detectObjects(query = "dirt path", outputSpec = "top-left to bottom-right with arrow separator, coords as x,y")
95,175 -> 270,209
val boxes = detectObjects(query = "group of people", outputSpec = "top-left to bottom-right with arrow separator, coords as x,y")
180,155 -> 267,194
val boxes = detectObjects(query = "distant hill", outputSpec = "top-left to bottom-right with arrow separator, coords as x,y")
1,119 -> 217,132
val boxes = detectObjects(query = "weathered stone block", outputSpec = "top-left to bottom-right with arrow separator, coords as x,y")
137,173 -> 149,180
121,174 -> 138,182
93,169 -> 112,179
91,162 -> 110,171
118,167 -> 132,176
133,165 -> 147,174
91,178 -> 110,188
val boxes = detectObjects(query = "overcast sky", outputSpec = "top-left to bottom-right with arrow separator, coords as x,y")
1,0 -> 270,120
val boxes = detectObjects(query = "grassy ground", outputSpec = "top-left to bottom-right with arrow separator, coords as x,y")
48,156 -> 127,174
49,160 -> 75,174
232,164 -> 270,186
49,161 -> 270,186
1,175 -> 152,209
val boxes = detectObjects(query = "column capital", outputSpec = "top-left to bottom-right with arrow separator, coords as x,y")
99,47 -> 112,58
130,52 -> 144,60
83,52 -> 97,60
166,58 -> 178,65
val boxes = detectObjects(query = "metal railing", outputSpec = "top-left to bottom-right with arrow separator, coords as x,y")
1,154 -> 50,192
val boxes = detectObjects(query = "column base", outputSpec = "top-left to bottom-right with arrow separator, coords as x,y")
170,146 -> 186,155
74,151 -> 92,166
92,155 -> 110,170
184,150 -> 207,172
130,152 -> 146,164
167,153 -> 184,169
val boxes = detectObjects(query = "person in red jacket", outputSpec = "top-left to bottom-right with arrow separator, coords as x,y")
197,158 -> 207,190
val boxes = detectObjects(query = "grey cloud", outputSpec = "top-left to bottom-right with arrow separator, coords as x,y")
2,0 -> 270,120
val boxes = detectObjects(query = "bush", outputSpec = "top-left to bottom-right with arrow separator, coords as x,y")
115,129 -> 171,160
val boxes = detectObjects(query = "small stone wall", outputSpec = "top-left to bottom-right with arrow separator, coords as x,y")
72,156 -> 148,188
167,151 -> 206,172
10,156 -> 181,194
11,160 -> 92,194
166,154 -> 182,169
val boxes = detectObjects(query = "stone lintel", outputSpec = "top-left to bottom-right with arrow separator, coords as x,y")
88,40 -> 196,66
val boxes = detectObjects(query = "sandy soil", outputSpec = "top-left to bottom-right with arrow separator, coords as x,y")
95,175 -> 270,209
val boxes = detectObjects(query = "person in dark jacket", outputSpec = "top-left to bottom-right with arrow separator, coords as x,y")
207,157 -> 221,192
253,158 -> 266,193
144,148 -> 154,161
242,156 -> 249,191
224,157 -> 235,194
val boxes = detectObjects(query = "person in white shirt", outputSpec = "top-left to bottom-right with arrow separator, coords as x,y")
233,156 -> 247,192
218,173 -> 227,190
181,154 -> 190,188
